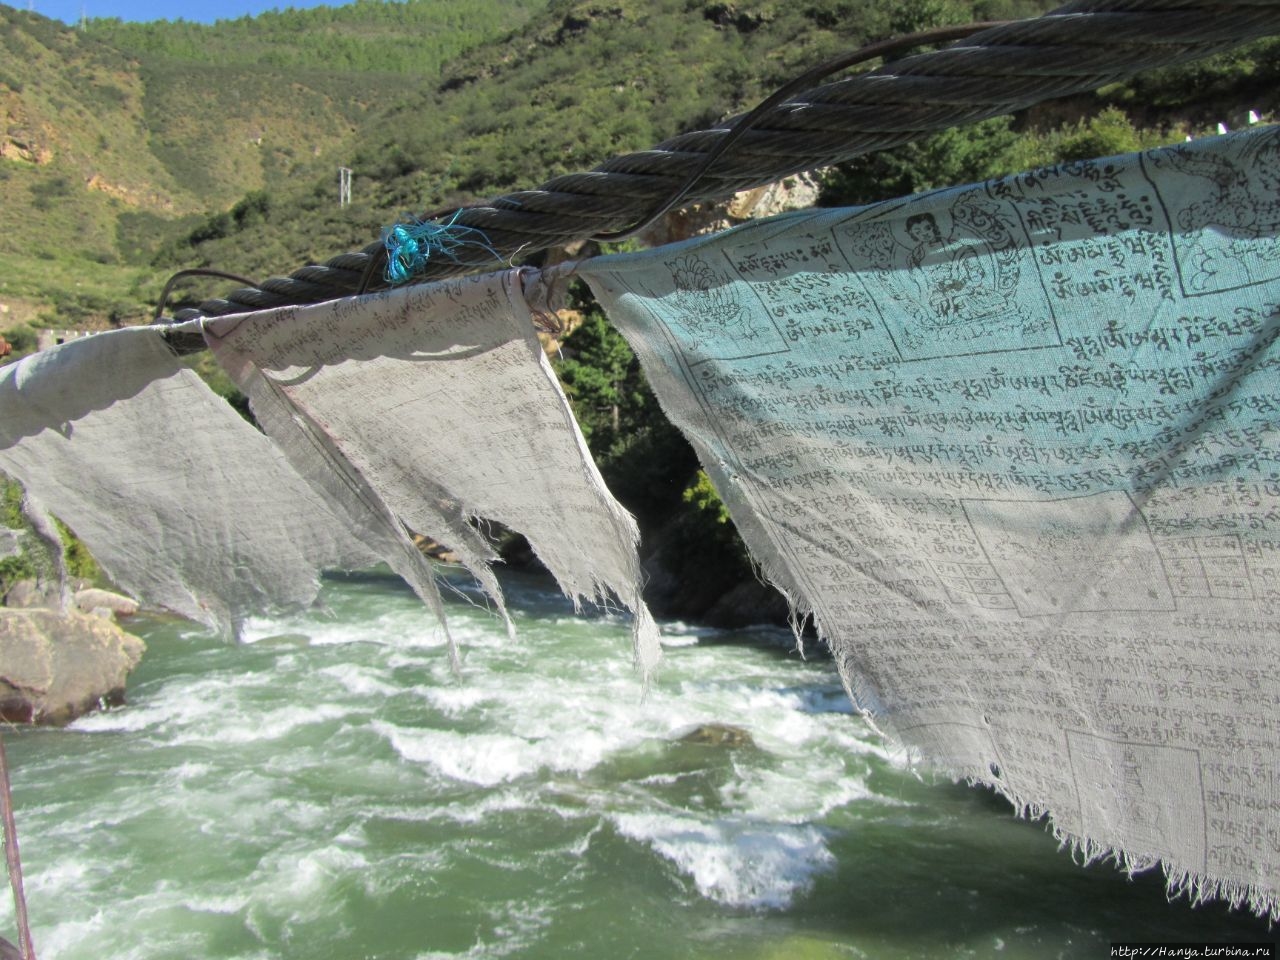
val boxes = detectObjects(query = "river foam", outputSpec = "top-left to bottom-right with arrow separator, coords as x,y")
612,812 -> 835,909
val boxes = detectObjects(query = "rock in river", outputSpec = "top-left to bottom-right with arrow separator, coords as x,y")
677,723 -> 756,748
0,608 -> 145,724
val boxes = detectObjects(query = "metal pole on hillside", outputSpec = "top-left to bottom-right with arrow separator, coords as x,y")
339,167 -> 353,208
0,735 -> 34,960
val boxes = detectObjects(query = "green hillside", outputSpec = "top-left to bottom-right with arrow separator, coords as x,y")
143,0 -> 1280,304
149,0 -> 1059,293
90,0 -> 538,73
2,0 -> 1278,330
0,0 -> 539,327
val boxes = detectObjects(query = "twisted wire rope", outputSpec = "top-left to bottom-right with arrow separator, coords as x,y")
170,0 -> 1280,321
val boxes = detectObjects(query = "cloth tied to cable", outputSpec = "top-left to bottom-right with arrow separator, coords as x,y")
576,126 -> 1280,916
204,270 -> 660,676
0,326 -> 375,634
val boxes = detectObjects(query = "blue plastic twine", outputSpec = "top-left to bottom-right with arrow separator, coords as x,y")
381,210 -> 501,285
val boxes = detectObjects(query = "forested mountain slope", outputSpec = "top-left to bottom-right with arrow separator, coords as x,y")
157,0 -> 1058,287
0,0 -> 539,324
6,0 -> 1278,327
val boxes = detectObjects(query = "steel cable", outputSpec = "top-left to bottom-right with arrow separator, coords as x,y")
167,0 -> 1280,321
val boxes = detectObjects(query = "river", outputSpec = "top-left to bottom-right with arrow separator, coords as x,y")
0,569 -> 1271,959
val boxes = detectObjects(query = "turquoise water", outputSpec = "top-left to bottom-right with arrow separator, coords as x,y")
0,570 -> 1271,959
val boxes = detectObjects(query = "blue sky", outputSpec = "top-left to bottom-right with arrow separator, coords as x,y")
11,0 -> 338,25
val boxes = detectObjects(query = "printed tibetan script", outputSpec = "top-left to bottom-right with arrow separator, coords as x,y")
578,127 -> 1280,915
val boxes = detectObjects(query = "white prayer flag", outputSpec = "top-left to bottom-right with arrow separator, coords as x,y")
206,271 -> 660,676
578,128 -> 1280,915
0,326 -> 373,634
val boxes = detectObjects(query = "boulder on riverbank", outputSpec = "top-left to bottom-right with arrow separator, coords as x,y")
72,587 -> 140,618
0,607 -> 145,724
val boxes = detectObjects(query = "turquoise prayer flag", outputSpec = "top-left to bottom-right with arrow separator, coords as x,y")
576,127 -> 1280,917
